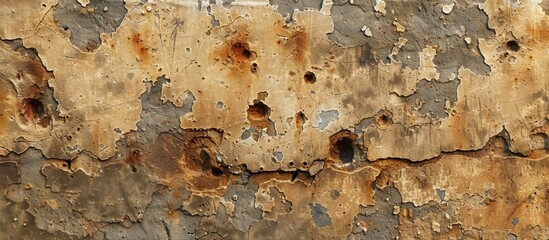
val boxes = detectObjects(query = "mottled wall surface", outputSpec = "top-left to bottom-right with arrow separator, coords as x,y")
0,0 -> 548,239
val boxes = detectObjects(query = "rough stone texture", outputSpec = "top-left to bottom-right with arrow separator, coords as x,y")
0,0 -> 548,239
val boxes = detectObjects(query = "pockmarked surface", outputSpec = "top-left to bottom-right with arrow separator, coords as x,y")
0,0 -> 548,238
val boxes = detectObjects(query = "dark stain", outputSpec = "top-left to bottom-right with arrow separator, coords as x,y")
230,42 -> 255,62
357,43 -> 376,67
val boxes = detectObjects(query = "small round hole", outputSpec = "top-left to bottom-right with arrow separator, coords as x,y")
304,71 -> 316,83
302,161 -> 308,166
506,40 -> 520,52
289,161 -> 294,167
242,49 -> 251,58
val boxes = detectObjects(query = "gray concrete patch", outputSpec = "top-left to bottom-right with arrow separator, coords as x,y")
348,185 -> 401,240
317,110 -> 339,130
269,0 -> 323,19
137,77 -> 195,146
1,149 -> 82,239
436,188 -> 446,201
96,192 -> 201,240
223,183 -> 263,232
54,0 -> 128,51
328,1 -> 493,79
67,164 -> 161,222
309,203 -> 333,227
405,79 -> 460,118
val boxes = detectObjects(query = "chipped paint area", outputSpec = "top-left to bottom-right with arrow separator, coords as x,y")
0,0 -> 548,238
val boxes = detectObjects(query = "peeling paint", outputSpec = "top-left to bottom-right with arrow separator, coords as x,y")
1,0 -> 548,238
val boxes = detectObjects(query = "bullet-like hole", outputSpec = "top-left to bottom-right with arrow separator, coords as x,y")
336,137 -> 354,164
251,62 -> 258,73
302,161 -> 308,166
247,102 -> 270,121
506,40 -> 520,52
304,71 -> 316,84
211,167 -> 222,176
22,98 -> 46,121
375,111 -> 392,128
289,161 -> 295,167
132,166 -> 138,172
259,166 -> 264,171
379,115 -> 389,124
242,49 -> 251,58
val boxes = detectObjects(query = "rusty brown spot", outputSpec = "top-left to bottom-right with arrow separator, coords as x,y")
85,41 -> 99,52
130,33 -> 149,62
143,130 -> 234,194
211,23 -> 257,75
125,149 -> 140,164
295,111 -> 307,130
230,42 -> 255,62
19,60 -> 53,98
247,102 -> 271,129
375,110 -> 393,128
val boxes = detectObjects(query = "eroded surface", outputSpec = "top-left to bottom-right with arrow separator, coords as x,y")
0,0 -> 548,239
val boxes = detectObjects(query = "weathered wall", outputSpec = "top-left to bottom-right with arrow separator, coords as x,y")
0,0 -> 548,239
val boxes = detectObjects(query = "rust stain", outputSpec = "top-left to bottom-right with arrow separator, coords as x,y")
280,26 -> 310,70
125,149 -> 140,164
130,33 -> 149,62
143,131 -> 235,194
295,111 -> 307,130
212,23 -> 257,77
20,98 -> 49,127
247,101 -> 271,129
